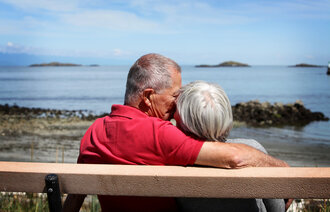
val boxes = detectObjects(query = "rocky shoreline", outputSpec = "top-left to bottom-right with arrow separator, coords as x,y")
0,104 -> 107,120
232,100 -> 329,126
1,101 -> 328,130
1,103 -> 329,166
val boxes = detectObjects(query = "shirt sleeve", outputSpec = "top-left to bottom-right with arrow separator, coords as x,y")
158,122 -> 204,166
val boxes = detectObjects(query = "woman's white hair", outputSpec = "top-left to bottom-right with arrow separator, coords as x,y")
176,81 -> 233,142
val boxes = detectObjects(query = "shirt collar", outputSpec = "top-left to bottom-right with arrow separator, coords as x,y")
110,104 -> 149,119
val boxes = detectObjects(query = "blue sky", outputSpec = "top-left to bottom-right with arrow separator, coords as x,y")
0,0 -> 329,65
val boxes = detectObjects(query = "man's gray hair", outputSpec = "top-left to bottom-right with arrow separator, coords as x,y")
176,81 -> 233,142
124,53 -> 181,105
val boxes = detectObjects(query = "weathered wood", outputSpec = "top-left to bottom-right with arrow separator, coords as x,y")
0,162 -> 329,198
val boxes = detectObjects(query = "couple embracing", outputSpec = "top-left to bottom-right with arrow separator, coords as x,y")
64,53 -> 291,212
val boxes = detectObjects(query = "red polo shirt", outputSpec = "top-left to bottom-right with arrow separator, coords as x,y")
78,104 -> 204,212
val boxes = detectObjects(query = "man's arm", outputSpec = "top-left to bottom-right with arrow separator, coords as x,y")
195,142 -> 288,168
62,194 -> 86,212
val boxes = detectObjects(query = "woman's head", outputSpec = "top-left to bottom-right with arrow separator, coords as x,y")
174,81 -> 233,142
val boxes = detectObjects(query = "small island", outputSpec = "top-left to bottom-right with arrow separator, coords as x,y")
29,62 -> 82,67
289,63 -> 324,68
196,61 -> 250,68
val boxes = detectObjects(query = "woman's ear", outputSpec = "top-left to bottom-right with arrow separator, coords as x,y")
142,88 -> 154,107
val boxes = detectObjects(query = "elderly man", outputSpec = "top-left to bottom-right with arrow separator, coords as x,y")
63,53 -> 288,212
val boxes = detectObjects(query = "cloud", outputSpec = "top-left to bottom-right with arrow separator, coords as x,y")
129,0 -> 330,26
0,0 -> 329,65
3,0 -> 328,37
60,10 -> 159,32
0,42 -> 35,54
305,55 -> 314,59
113,49 -> 131,56
0,0 -> 80,12
129,0 -> 255,26
0,1 -> 164,33
0,42 -> 132,58
0,16 -> 59,37
0,0 -> 256,34
237,0 -> 330,20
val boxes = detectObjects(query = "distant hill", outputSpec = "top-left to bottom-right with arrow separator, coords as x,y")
196,61 -> 250,68
29,62 -> 82,67
289,63 -> 325,68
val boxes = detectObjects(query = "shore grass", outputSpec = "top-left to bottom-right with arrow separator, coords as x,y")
289,199 -> 330,212
0,192 -> 328,211
0,192 -> 49,212
0,192 -> 101,212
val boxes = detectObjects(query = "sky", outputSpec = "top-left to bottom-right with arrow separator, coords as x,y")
0,0 -> 329,66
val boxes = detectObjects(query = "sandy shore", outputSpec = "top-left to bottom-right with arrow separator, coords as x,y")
1,108 -> 329,166
230,126 -> 330,167
0,115 -> 92,162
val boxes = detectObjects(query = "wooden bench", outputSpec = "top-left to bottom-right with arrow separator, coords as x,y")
1,161 -> 330,211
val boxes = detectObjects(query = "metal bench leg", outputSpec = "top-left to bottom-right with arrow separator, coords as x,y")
45,174 -> 62,212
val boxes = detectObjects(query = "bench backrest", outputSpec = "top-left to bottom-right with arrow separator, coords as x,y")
1,162 -> 330,198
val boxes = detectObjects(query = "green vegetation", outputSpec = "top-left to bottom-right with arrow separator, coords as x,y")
293,199 -> 330,212
0,192 -> 101,212
0,192 -> 49,212
1,193 -> 328,211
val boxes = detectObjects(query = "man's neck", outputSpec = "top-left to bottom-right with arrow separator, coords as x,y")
125,101 -> 149,116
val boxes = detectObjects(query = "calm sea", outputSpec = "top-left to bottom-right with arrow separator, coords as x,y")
1,65 -> 330,165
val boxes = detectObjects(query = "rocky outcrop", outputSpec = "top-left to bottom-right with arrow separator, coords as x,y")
196,61 -> 250,68
29,62 -> 81,67
232,100 -> 329,127
289,63 -> 324,68
327,67 -> 330,75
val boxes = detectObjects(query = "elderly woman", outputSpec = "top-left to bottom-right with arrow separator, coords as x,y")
174,81 -> 285,212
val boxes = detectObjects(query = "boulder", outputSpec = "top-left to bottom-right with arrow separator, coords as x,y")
232,100 -> 329,127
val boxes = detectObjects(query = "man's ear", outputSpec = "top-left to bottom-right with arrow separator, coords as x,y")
142,88 -> 154,107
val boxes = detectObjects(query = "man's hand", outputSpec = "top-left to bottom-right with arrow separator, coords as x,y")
195,142 -> 288,168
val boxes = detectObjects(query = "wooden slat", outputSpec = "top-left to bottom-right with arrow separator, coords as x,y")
0,162 -> 329,198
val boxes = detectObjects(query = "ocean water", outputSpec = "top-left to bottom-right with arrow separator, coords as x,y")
0,65 -> 329,165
